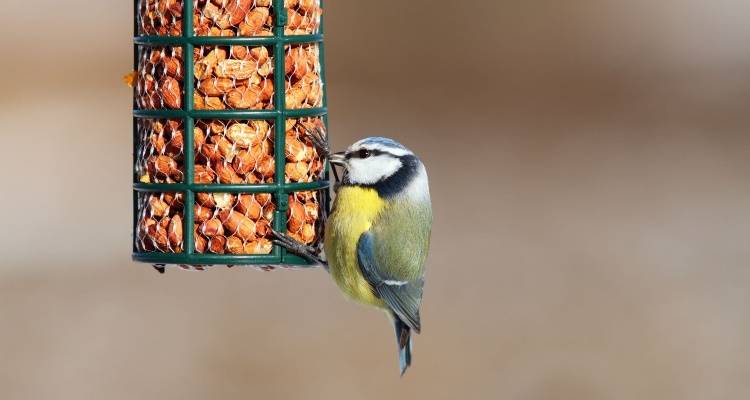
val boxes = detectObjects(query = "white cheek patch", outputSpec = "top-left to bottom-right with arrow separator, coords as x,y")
346,155 -> 402,185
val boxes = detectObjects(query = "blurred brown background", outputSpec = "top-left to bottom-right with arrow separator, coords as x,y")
1,0 -> 750,399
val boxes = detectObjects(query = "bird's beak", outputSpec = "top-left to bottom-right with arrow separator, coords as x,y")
329,152 -> 347,167
327,152 -> 346,184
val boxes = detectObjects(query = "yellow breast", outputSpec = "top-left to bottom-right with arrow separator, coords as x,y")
324,186 -> 387,308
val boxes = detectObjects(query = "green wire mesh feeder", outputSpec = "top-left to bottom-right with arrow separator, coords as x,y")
132,0 -> 329,271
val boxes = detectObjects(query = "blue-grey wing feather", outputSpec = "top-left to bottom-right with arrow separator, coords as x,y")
357,231 -> 423,332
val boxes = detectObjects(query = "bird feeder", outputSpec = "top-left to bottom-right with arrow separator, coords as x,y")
132,0 -> 329,269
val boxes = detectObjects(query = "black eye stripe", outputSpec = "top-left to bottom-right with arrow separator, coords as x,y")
346,149 -> 386,159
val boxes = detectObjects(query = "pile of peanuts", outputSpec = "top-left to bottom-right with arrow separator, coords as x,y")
192,43 -> 322,110
284,118 -> 324,182
136,44 -> 323,111
136,191 -> 320,254
283,44 -> 323,109
135,47 -> 184,110
138,0 -> 321,37
136,193 -> 185,253
194,119 -> 276,184
137,117 -> 324,185
135,116 -> 325,255
193,192 -> 276,254
193,45 -> 274,110
137,119 -> 186,184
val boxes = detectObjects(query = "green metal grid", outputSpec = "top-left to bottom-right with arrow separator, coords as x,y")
132,0 -> 329,267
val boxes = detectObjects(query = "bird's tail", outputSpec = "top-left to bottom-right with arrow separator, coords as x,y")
393,315 -> 413,376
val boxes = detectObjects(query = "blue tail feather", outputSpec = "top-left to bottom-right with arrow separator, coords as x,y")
393,316 -> 413,376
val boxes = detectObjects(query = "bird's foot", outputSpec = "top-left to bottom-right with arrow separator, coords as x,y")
303,126 -> 330,158
271,229 -> 327,268
302,126 -> 341,184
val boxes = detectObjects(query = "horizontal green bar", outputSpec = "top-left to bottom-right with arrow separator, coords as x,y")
283,181 -> 331,191
284,108 -> 329,118
133,181 -> 330,193
134,34 -> 324,46
133,252 -> 318,266
191,109 -> 327,119
133,109 -> 278,119
133,108 -> 327,119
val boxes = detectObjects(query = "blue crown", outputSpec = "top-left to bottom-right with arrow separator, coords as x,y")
359,137 -> 408,150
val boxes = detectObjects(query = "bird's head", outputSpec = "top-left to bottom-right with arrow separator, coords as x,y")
329,137 -> 429,200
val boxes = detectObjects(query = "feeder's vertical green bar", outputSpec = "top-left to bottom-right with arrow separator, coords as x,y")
273,0 -> 288,262
183,0 -> 196,256
319,0 -> 327,110
317,0 -> 332,243
318,0 -> 330,187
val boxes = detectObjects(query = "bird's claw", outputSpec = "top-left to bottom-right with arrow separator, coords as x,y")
302,126 -> 341,184
270,229 -> 327,268
303,126 -> 330,158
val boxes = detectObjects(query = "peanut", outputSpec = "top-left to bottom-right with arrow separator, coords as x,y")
285,161 -> 310,182
216,163 -> 244,184
225,236 -> 245,254
194,204 -> 214,223
226,122 -> 264,148
213,193 -> 236,209
256,155 -> 276,178
244,238 -> 273,254
287,198 -> 305,232
198,77 -> 236,96
208,236 -> 227,254
236,194 -> 262,219
196,192 -> 217,208
219,209 -> 256,241
255,219 -> 271,237
149,195 -> 170,218
215,59 -> 259,80
194,127 -> 206,149
194,165 -> 217,184
159,76 -> 181,108
227,0 -> 254,25
226,86 -> 261,109
195,225 -> 208,253
201,218 -> 225,237
168,215 -> 183,249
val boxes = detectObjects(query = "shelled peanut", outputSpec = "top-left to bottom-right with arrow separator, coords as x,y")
194,119 -> 275,183
285,117 -> 324,182
194,46 -> 275,110
136,192 -> 185,253
286,191 -> 321,245
194,0 -> 274,37
284,0 -> 322,35
192,43 -> 322,110
138,0 -> 184,36
284,44 -> 323,109
135,46 -> 184,109
137,119 -> 186,183
138,0 -> 321,37
193,192 -> 275,254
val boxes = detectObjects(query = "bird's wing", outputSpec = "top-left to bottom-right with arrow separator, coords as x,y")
357,231 -> 423,333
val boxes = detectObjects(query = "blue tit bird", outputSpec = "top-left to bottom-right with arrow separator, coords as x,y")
324,137 -> 432,375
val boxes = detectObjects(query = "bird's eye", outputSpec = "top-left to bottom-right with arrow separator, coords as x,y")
358,149 -> 372,158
